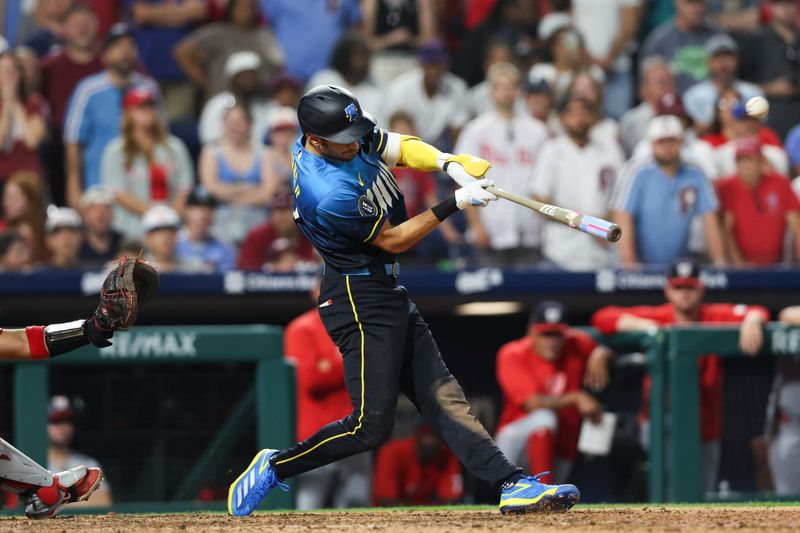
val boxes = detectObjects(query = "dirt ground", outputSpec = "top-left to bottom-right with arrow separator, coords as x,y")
1,507 -> 799,533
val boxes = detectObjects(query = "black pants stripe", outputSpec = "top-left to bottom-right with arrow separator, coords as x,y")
270,268 -> 520,486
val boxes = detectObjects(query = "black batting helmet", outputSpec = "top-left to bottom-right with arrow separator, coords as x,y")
297,85 -> 376,144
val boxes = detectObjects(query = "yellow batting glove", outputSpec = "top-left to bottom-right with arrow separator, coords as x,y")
437,153 -> 492,186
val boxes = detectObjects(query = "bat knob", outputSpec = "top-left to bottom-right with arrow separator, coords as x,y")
607,224 -> 622,243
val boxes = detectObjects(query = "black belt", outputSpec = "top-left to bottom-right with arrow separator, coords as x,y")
322,262 -> 400,277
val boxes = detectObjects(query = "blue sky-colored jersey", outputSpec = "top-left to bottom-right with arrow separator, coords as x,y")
292,129 -> 409,271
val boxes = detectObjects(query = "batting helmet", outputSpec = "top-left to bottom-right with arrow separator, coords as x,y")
297,85 -> 376,144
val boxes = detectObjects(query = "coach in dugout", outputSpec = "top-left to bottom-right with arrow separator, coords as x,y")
495,301 -> 612,485
283,280 -> 371,510
592,258 -> 769,493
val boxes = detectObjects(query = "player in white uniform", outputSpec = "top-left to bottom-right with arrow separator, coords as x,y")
456,62 -> 550,265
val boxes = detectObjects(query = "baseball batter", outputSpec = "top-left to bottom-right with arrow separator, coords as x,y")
0,257 -> 158,518
228,85 -> 580,516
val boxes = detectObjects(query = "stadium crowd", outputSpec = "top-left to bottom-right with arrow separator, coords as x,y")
0,0 -> 799,273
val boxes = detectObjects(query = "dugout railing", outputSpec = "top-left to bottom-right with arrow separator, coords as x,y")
2,325 -> 295,512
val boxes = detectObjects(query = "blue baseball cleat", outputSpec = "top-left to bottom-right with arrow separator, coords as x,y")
499,472 -> 580,514
228,449 -> 289,516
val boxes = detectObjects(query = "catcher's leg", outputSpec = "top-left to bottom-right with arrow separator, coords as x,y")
0,437 -> 53,487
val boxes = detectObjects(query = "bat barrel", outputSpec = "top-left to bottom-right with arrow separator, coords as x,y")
578,215 -> 621,242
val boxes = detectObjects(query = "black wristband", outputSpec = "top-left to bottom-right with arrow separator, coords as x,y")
431,195 -> 458,221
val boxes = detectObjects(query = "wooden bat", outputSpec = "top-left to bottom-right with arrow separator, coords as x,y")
485,186 -> 622,243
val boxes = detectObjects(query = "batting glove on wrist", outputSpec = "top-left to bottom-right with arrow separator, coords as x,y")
455,179 -> 497,209
437,153 -> 492,187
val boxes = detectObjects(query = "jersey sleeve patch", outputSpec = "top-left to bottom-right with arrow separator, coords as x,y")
358,195 -> 378,217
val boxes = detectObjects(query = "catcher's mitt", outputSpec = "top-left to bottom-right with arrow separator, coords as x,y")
93,256 -> 160,333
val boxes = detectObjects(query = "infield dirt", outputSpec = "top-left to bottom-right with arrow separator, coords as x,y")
1,506 -> 799,532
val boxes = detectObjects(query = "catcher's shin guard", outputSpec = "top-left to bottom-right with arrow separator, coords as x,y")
0,437 -> 54,488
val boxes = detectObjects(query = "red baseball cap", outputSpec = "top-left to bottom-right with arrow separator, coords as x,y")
734,137 -> 761,159
123,87 -> 156,110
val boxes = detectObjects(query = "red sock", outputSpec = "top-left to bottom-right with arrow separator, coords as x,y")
527,429 -> 554,484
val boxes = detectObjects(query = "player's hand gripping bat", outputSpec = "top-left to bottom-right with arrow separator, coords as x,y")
485,186 -> 622,243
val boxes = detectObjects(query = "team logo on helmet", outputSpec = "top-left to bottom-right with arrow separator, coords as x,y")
344,103 -> 359,123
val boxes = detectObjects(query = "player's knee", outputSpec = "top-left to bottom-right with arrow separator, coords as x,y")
525,408 -> 558,432
357,412 -> 395,449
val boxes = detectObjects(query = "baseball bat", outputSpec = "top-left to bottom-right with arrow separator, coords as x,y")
485,186 -> 622,243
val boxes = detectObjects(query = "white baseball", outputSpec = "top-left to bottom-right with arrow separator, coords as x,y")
746,96 -> 769,119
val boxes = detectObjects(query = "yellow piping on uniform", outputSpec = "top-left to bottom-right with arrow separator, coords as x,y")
275,275 -> 365,465
363,206 -> 384,242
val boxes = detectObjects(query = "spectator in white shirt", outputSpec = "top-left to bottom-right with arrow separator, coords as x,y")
384,38 -> 469,149
531,94 -> 624,271
456,62 -> 550,265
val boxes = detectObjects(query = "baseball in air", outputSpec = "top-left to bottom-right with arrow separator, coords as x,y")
746,96 -> 769,119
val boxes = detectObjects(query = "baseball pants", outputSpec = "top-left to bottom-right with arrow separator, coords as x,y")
270,267 -> 520,486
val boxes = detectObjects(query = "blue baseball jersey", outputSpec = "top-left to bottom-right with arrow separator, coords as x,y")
291,130 -> 409,272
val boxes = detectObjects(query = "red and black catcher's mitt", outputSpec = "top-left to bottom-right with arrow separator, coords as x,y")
92,256 -> 160,334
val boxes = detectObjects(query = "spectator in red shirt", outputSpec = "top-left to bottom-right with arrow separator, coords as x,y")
284,280 -> 371,510
236,191 -> 317,271
592,258 -> 769,493
718,138 -> 800,266
495,301 -> 610,485
40,4 -> 104,206
0,51 -> 47,183
373,424 -> 463,506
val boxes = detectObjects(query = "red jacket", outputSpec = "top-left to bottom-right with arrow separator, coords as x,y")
284,309 -> 351,442
496,330 -> 595,426
372,436 -> 463,506
592,303 -> 769,441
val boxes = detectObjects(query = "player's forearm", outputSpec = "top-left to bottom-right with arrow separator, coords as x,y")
0,330 -> 33,360
372,210 -> 442,254
779,306 -> 800,325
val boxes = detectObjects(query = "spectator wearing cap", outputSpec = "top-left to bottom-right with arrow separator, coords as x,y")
0,229 -> 32,272
466,40 -> 526,118
743,0 -> 800,140
701,88 -> 789,178
571,0 -> 643,120
1,171 -> 48,263
527,26 -> 606,110
101,86 -> 193,240
640,0 -> 721,96
197,51 -> 271,146
199,101 -> 276,246
261,106 -> 300,192
237,191 -> 316,271
0,51 -> 47,183
362,0 -> 436,88
531,95 -> 624,271
384,39 -> 469,149
176,187 -> 235,273
142,204 -> 188,272
174,0 -> 283,99
683,34 -> 763,131
269,73 -> 303,109
373,422 -> 462,506
307,32 -> 383,123
78,186 -> 122,268
613,115 -> 725,267
47,395 -> 113,508
592,258 -> 769,493
63,22 -> 162,209
620,57 -> 676,156
23,0 -> 75,57
44,207 -> 84,270
456,62 -> 549,266
717,138 -> 800,266
40,4 -> 104,206
495,301 -> 610,485
260,0 -> 360,82
125,0 -> 209,123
